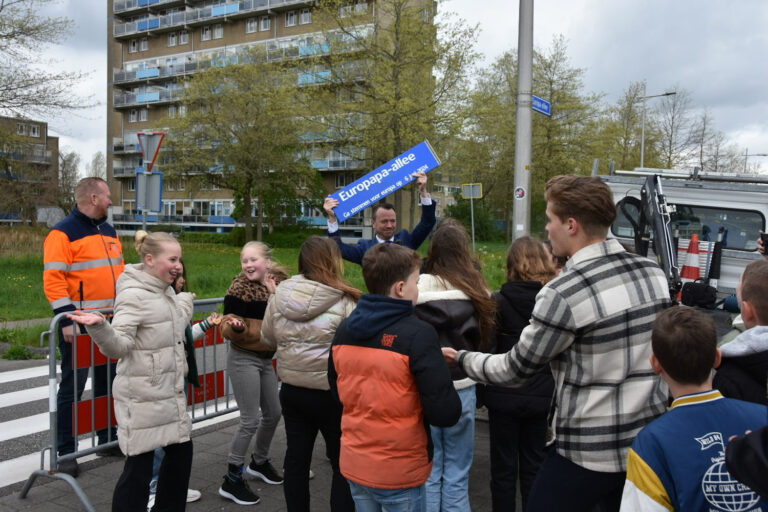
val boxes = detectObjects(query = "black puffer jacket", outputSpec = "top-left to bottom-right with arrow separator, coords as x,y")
414,274 -> 484,382
482,280 -> 555,416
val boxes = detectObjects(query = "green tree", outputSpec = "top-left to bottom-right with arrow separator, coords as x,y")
0,128 -> 55,225
455,36 -> 602,238
0,0 -> 92,117
57,148 -> 80,210
164,50 -> 322,242
310,0 -> 478,227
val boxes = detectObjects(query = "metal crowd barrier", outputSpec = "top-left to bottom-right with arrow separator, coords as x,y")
19,297 -> 235,511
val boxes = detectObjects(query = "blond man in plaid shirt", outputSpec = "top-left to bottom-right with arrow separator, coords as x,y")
444,175 -> 672,512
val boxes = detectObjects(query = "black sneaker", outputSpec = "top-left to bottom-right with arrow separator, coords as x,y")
246,457 -> 283,484
219,476 -> 261,505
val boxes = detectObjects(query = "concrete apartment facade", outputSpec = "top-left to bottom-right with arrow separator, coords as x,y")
107,0 -> 453,236
0,115 -> 60,225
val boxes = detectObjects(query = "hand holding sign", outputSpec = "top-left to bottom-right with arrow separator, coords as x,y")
324,197 -> 339,223
329,141 -> 441,222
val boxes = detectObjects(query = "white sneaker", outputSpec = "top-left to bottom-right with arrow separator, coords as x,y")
147,488 -> 201,509
187,488 -> 202,503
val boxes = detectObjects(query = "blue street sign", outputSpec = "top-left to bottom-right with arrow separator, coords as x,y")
532,95 -> 551,116
329,141 -> 441,222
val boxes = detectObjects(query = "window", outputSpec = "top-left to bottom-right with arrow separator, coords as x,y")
355,1 -> 368,14
213,23 -> 223,39
16,123 -> 26,135
128,179 -> 136,192
139,109 -> 148,122
140,37 -> 148,51
129,39 -> 138,53
246,17 -> 257,33
259,15 -> 270,31
285,10 -> 297,27
179,30 -> 189,44
339,5 -> 352,17
613,203 -> 765,252
178,105 -> 187,117
29,125 -> 40,137
167,32 -> 177,46
300,8 -> 312,24
201,25 -> 211,41
168,105 -> 176,118
129,109 -> 138,123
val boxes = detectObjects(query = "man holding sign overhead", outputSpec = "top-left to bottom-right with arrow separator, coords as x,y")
324,171 -> 435,265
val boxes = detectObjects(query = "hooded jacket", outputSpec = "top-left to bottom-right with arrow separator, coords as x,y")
328,294 -> 461,489
262,274 -> 356,390
414,274 -> 485,386
714,325 -> 768,405
84,264 -> 194,456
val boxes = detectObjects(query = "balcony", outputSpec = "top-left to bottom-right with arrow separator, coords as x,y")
0,145 -> 52,165
114,87 -> 184,108
112,141 -> 142,154
113,0 -> 312,39
311,157 -> 365,171
113,0 -> 187,16
113,166 -> 138,177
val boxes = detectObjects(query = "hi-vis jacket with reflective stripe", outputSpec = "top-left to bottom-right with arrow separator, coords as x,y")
43,207 -> 125,327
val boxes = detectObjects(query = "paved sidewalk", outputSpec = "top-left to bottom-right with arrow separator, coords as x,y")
0,417 -> 495,511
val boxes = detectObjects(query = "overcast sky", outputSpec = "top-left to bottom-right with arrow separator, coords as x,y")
40,0 -> 768,173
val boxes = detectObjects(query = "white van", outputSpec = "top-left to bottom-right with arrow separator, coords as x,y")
601,169 -> 767,296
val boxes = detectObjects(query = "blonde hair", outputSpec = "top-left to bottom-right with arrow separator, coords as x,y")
135,231 -> 178,260
74,177 -> 107,206
240,241 -> 290,277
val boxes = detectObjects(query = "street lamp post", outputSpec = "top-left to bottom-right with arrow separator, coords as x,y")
639,82 -> 676,168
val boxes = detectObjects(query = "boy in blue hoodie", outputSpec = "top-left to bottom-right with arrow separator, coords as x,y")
328,243 -> 461,512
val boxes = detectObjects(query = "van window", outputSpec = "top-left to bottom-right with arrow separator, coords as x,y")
612,203 -> 764,251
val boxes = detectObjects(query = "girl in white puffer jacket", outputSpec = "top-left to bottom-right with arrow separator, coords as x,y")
261,236 -> 361,512
68,232 -> 194,512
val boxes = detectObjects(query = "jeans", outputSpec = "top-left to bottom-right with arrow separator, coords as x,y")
487,409 -> 548,512
226,349 -> 281,466
112,441 -> 193,512
349,481 -> 426,512
56,330 -> 117,455
280,383 -> 354,512
426,385 -> 476,512
526,447 -> 626,512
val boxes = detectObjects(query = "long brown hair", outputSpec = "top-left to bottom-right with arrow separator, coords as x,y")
507,237 -> 557,284
425,221 -> 496,345
299,236 -> 361,301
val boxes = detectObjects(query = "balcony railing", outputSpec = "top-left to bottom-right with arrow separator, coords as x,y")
113,166 -> 137,177
113,0 -> 186,15
113,0 -> 311,38
113,25 -> 373,86
114,87 -> 185,108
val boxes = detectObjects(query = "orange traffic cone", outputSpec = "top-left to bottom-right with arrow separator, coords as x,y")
677,233 -> 700,300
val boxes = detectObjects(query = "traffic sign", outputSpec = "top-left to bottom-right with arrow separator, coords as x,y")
136,169 -> 163,213
137,132 -> 165,172
461,183 -> 483,199
532,95 -> 551,116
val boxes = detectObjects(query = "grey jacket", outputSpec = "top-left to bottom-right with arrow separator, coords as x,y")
263,274 -> 356,390
85,264 -> 194,456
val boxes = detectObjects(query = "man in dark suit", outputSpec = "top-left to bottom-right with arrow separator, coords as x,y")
323,171 -> 436,265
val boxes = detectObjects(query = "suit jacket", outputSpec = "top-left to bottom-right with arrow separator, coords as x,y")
329,202 -> 436,264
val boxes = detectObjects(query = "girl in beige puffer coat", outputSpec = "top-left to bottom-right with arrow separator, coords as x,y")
68,232 -> 194,512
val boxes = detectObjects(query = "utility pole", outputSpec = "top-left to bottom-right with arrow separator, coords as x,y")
512,0 -> 533,239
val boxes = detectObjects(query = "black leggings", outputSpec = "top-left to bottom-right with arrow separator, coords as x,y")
112,440 -> 193,512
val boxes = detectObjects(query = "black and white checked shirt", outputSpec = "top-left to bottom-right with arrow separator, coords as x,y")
458,239 -> 672,472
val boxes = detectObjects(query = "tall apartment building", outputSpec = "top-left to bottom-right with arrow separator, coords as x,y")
0,115 -> 59,225
108,0 -> 385,236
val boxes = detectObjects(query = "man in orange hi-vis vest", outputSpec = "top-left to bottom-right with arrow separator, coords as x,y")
43,177 -> 125,477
